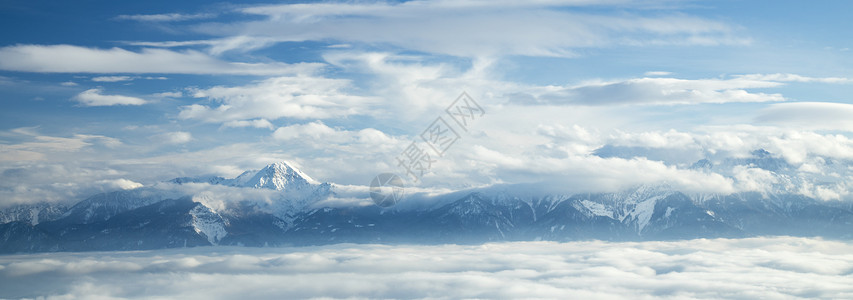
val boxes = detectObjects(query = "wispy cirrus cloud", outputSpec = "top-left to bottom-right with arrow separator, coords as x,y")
183,0 -> 748,58
513,76 -> 786,106
735,73 -> 853,83
115,12 -> 216,22
91,76 -> 134,82
125,36 -> 281,56
0,45 -> 321,75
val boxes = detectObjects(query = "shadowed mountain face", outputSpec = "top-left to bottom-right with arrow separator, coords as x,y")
1,161 -> 852,253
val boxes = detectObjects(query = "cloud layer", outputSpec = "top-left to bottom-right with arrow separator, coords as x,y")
0,45 -> 320,75
1,237 -> 851,299
219,0 -> 748,57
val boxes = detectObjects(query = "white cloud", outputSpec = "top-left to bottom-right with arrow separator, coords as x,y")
0,129 -> 122,162
732,165 -> 781,194
0,130 -> 132,206
96,178 -> 143,190
453,120 -> 853,198
59,81 -> 77,86
644,71 -> 672,76
268,122 -> 406,183
321,51 -> 514,124
1,237 -> 851,299
73,88 -> 148,106
735,73 -> 853,84
180,76 -> 373,122
608,129 -> 698,149
222,119 -> 274,130
155,131 -> 193,144
153,91 -> 182,98
115,13 -> 216,22
491,154 -> 736,195
0,163 -> 129,207
756,102 -> 853,131
126,36 -> 281,56
272,121 -> 351,143
516,76 -> 785,106
217,1 -> 747,57
92,75 -> 134,82
0,44 -> 321,75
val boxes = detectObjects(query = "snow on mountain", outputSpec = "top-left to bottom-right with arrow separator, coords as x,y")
160,162 -> 335,234
629,195 -> 664,232
169,161 -> 333,214
575,199 -> 613,218
60,187 -> 182,224
231,162 -> 332,221
0,202 -> 67,225
691,149 -> 853,201
189,203 -> 227,245
17,161 -> 333,232
2,158 -> 853,253
232,161 -> 319,190
172,161 -> 321,191
168,175 -> 227,185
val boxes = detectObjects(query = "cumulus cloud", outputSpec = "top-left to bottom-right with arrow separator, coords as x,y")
1,237 -> 851,299
0,44 -> 321,75
272,121 -> 352,143
73,88 -> 148,106
269,122 -> 407,183
270,121 -> 402,156
320,51 -> 516,124
458,121 -> 853,199
180,76 -> 374,123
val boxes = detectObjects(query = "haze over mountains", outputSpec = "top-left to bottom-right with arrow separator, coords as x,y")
1,151 -> 852,253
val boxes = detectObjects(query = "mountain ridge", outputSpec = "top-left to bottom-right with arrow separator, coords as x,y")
1,159 -> 852,253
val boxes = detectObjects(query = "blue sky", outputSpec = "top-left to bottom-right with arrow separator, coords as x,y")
1,0 -> 853,206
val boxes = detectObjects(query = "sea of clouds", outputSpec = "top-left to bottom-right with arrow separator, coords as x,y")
1,237 -> 852,299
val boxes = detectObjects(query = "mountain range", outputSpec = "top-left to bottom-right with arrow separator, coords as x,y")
1,155 -> 852,253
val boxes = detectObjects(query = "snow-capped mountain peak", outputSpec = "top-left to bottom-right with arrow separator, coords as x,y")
236,161 -> 318,191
